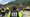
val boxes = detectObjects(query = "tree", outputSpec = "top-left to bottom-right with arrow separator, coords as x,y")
26,0 -> 30,6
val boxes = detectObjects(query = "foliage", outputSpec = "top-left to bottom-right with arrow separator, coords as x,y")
6,0 -> 30,6
26,0 -> 30,6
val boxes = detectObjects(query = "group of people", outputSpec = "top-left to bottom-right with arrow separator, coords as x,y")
0,6 -> 23,17
0,6 -> 11,17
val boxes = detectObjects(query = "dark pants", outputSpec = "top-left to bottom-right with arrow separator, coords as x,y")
0,11 -> 1,14
17,12 -> 19,17
0,10 -> 1,14
1,12 -> 5,16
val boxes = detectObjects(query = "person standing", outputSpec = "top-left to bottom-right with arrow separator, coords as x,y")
1,7 -> 5,17
5,6 -> 11,17
17,11 -> 23,17
11,6 -> 18,17
5,6 -> 10,14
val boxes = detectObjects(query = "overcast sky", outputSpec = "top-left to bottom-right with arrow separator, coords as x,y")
0,0 -> 15,5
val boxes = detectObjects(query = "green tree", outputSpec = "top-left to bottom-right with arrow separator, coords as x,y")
26,0 -> 30,6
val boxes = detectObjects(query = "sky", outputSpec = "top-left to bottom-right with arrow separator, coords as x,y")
0,0 -> 15,5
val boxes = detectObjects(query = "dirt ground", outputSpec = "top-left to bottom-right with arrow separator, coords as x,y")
0,10 -> 30,17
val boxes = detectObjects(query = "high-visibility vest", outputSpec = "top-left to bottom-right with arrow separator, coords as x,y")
18,12 -> 23,17
6,7 -> 10,10
8,12 -> 11,17
1,10 -> 5,12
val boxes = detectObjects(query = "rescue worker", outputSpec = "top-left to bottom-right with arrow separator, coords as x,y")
1,8 -> 5,17
5,6 -> 10,14
18,11 -> 23,17
11,6 -> 18,17
5,6 -> 11,17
